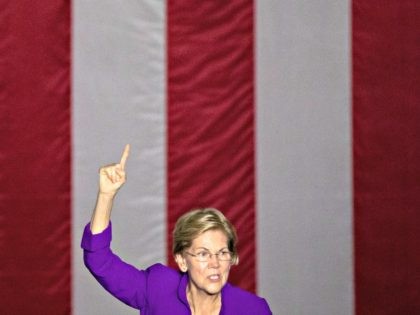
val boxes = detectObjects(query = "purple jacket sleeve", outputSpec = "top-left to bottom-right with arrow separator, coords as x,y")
81,222 -> 147,310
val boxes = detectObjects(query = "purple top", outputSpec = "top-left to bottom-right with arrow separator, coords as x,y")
81,223 -> 272,315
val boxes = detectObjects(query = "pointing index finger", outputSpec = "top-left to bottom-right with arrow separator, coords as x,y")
120,144 -> 130,169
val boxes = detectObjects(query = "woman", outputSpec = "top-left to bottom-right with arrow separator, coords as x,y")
82,145 -> 272,314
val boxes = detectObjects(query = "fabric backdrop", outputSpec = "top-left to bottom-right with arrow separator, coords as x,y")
0,1 -> 418,315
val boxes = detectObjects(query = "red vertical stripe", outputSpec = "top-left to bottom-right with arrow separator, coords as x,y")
353,1 -> 420,314
167,0 -> 256,292
0,2 -> 71,314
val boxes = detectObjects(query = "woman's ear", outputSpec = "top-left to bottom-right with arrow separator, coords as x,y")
175,253 -> 188,272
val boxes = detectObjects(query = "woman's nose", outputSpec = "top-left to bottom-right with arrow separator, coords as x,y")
208,253 -> 220,267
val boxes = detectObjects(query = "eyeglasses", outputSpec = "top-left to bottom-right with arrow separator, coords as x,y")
185,250 -> 232,262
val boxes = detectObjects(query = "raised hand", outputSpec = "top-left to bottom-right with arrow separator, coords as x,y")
90,144 -> 131,234
98,144 -> 130,197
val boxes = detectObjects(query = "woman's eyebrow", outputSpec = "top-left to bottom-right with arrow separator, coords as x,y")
194,246 -> 228,251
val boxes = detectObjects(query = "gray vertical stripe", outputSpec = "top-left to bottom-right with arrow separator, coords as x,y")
255,1 -> 353,314
72,1 -> 166,314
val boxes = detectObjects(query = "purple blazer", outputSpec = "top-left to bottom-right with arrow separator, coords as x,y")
82,223 -> 272,315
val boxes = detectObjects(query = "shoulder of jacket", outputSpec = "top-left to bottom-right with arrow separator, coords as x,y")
146,263 -> 182,282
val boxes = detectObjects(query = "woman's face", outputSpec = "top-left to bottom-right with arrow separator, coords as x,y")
181,229 -> 232,296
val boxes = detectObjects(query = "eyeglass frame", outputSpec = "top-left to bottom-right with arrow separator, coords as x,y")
184,249 -> 233,262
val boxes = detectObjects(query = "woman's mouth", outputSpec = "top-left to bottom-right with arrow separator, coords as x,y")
208,274 -> 221,281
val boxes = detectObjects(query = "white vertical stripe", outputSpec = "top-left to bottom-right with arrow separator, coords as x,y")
72,1 -> 166,314
256,1 -> 353,314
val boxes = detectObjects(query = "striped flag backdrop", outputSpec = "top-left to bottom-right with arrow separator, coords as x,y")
1,1 -> 419,314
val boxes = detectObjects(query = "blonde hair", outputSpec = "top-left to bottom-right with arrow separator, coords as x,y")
172,208 -> 239,265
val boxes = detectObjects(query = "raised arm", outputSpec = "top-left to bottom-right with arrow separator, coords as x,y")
90,144 -> 130,234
